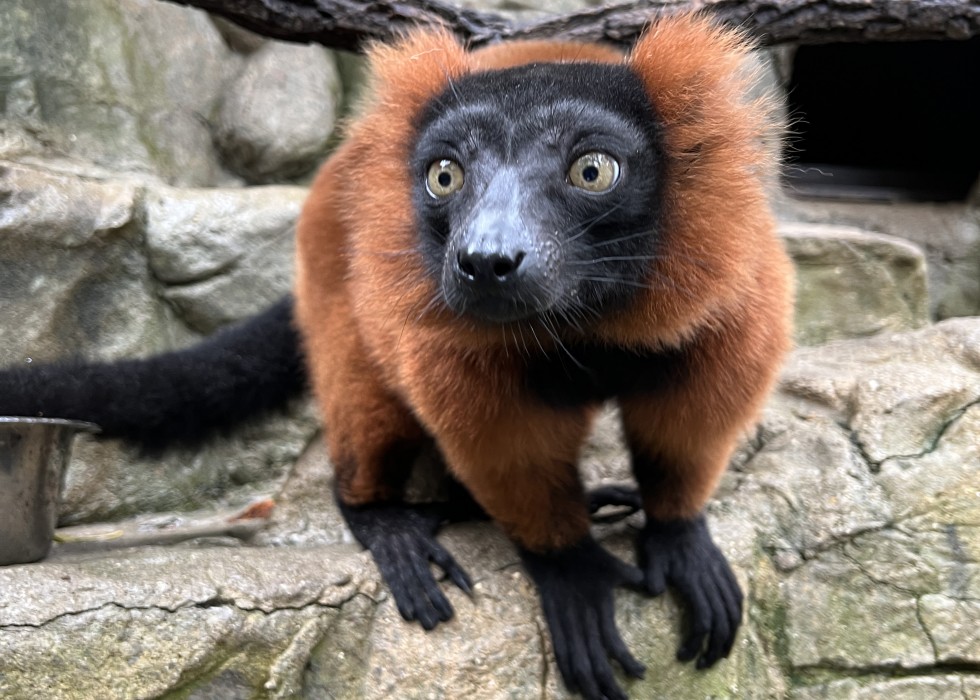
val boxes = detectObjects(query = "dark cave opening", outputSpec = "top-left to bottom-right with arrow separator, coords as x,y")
783,37 -> 979,202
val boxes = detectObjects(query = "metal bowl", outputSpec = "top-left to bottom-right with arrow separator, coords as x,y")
0,417 -> 99,565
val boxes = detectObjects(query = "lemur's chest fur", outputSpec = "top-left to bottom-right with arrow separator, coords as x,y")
524,342 -> 691,407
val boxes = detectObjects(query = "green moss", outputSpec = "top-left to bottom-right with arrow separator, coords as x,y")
749,554 -> 793,675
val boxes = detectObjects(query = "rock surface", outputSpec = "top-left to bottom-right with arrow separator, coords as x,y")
0,0 -> 342,186
1,319 -> 977,699
782,223 -> 929,345
0,0 -> 236,185
143,183 -> 306,334
779,195 -> 980,322
213,41 -> 342,184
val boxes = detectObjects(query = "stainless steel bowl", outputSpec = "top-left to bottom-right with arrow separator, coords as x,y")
0,417 -> 99,565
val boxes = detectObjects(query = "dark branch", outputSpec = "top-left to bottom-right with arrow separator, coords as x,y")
164,0 -> 980,52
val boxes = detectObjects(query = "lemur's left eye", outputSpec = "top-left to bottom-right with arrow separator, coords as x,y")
568,152 -> 620,193
426,159 -> 464,198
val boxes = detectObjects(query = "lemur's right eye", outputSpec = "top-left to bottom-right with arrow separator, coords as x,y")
426,159 -> 465,198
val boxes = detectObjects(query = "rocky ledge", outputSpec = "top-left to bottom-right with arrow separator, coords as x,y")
1,318 -> 977,699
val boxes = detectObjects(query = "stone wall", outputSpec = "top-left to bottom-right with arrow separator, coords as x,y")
0,0 -> 341,186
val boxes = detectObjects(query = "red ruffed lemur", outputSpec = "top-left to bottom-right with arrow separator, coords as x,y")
0,14 -> 792,700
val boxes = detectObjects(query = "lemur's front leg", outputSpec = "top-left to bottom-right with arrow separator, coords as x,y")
624,433 -> 744,667
408,353 -> 645,700
618,320 -> 783,667
435,410 -> 645,700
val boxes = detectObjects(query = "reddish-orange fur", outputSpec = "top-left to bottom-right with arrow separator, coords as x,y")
294,16 -> 792,550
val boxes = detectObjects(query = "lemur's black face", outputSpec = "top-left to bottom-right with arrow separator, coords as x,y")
411,62 -> 663,326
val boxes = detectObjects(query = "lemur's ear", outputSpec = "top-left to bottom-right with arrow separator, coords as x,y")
361,29 -> 470,119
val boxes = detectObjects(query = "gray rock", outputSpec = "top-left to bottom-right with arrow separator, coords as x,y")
452,0 -> 605,19
0,0 -> 345,188
779,195 -> 980,322
0,162 -> 178,364
210,16 -> 269,55
784,549 -> 935,669
0,0 -> 240,186
791,676 -> 971,700
62,403 -> 319,524
877,402 -> 980,520
0,545 -> 368,699
782,223 -> 929,345
255,436 -> 351,548
143,183 -> 307,333
733,415 -> 892,568
919,594 -> 980,664
748,320 -> 980,692
213,41 -> 341,183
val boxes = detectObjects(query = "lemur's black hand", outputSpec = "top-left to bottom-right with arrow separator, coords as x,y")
639,514 -> 742,668
338,500 -> 472,630
520,537 -> 645,700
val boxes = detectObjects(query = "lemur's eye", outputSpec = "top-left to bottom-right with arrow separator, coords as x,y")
426,159 -> 464,198
568,152 -> 620,192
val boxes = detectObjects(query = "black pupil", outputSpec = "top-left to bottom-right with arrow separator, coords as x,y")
582,165 -> 600,183
438,171 -> 452,188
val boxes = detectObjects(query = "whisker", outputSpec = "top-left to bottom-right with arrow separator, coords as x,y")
517,325 -> 531,358
569,255 -> 666,264
578,275 -> 649,287
578,273 -> 698,300
445,72 -> 463,107
509,325 -> 522,358
394,290 -> 430,348
590,230 -> 652,248
501,325 -> 510,359
565,200 -> 629,244
541,314 -> 586,370
415,291 -> 444,322
553,305 -> 584,334
527,322 -> 547,355
577,232 -> 716,273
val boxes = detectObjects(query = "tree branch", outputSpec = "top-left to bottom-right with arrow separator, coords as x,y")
164,0 -> 980,52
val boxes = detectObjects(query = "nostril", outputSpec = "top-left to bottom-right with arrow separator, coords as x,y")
492,258 -> 514,278
457,249 -> 526,283
457,252 -> 477,278
491,251 -> 524,279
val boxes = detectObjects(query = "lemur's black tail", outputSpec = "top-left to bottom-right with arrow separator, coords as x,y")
0,296 -> 307,451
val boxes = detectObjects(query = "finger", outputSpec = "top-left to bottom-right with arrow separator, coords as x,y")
698,575 -> 732,669
373,541 -> 417,622
395,537 -> 435,627
403,537 -> 452,628
541,594 -> 578,695
598,593 -> 645,679
565,609 -> 601,700
584,606 -> 628,700
676,578 -> 711,662
427,540 -> 474,595
714,564 -> 743,660
612,557 -> 645,591
387,535 -> 435,628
